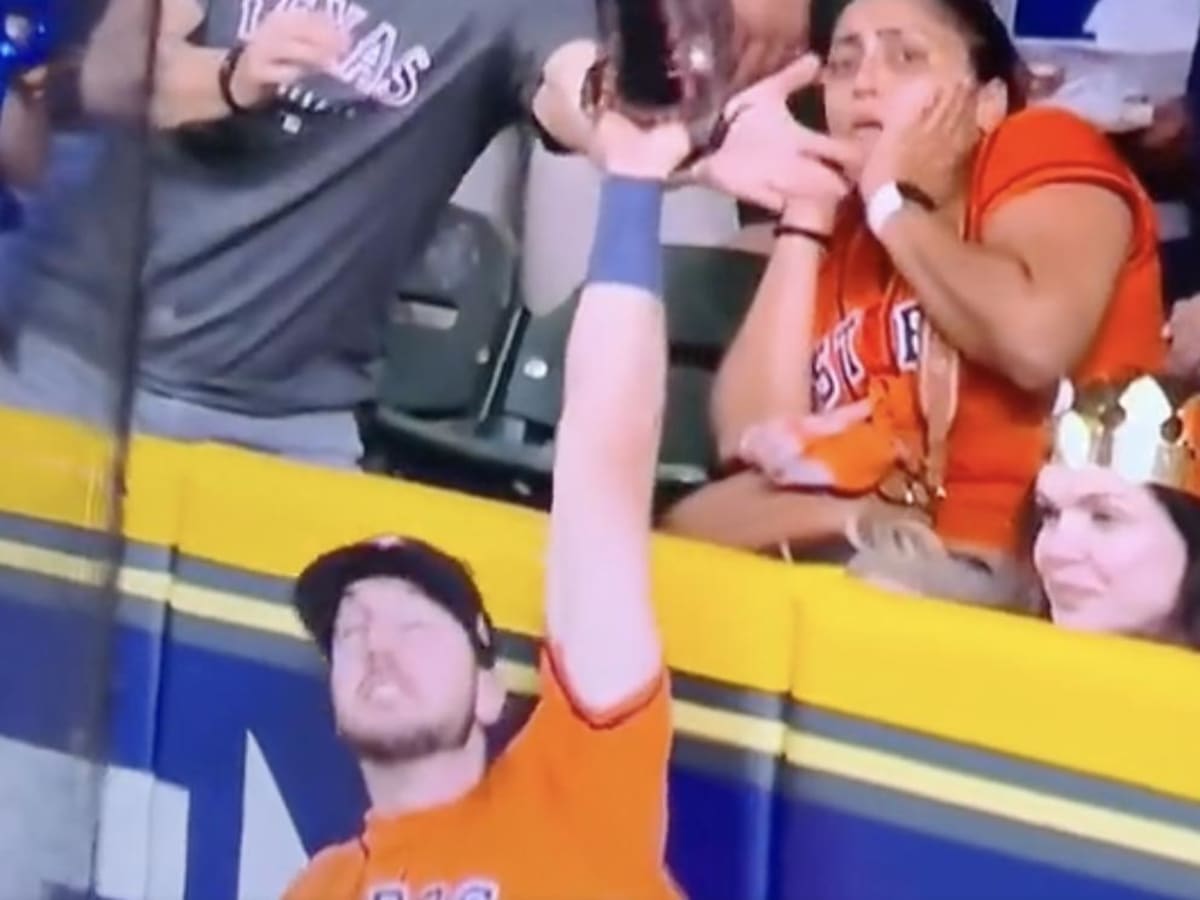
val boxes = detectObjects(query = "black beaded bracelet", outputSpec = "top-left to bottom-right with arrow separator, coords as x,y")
772,223 -> 831,249
897,182 -> 937,212
217,44 -> 254,115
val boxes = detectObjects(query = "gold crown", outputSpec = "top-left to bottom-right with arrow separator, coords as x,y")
1051,375 -> 1200,497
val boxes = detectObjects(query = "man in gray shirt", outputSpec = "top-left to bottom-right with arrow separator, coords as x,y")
0,0 -> 857,467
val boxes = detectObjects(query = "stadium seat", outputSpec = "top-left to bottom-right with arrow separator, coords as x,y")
376,204 -> 520,416
374,245 -> 766,507
363,203 -> 523,474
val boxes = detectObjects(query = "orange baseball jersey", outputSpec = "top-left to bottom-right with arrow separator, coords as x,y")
809,106 -> 1165,552
282,650 -> 680,900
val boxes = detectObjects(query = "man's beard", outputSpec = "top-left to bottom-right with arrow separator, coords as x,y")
342,703 -> 475,765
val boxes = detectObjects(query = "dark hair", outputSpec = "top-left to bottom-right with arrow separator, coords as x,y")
1020,484 -> 1200,648
811,0 -> 1027,109
1149,486 -> 1200,646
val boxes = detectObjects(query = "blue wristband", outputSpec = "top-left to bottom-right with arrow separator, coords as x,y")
586,175 -> 664,297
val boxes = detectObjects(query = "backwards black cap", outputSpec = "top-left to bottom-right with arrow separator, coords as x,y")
292,535 -> 496,667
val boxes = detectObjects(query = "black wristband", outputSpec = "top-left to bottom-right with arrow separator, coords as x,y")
217,44 -> 255,115
773,223 -> 831,249
897,182 -> 937,212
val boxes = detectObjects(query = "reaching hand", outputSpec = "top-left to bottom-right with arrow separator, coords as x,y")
859,78 -> 978,206
228,8 -> 349,110
594,112 -> 693,181
738,400 -> 874,488
694,55 -> 860,214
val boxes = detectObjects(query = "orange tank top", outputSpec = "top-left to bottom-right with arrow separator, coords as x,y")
810,107 -> 1166,552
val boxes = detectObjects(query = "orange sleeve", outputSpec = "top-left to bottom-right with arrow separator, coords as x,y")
970,107 -> 1157,256
516,648 -> 673,860
280,843 -> 363,900
968,106 -> 1165,379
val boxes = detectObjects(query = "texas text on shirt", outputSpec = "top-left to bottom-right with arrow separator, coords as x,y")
283,649 -> 679,900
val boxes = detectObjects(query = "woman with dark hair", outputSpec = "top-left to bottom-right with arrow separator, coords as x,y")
665,0 -> 1166,573
1030,375 -> 1200,648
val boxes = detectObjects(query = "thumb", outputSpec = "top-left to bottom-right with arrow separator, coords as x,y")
799,398 -> 874,438
727,52 -> 821,111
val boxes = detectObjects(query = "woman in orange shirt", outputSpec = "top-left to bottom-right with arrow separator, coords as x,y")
666,0 -> 1165,570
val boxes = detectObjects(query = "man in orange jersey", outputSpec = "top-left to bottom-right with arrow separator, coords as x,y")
282,106 -> 696,900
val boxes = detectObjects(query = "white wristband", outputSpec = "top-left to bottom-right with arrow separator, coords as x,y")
866,182 -> 906,238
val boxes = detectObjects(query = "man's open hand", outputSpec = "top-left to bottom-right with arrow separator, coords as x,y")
694,55 -> 859,212
228,8 -> 348,110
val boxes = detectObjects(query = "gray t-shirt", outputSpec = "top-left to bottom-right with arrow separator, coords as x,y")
8,0 -> 593,415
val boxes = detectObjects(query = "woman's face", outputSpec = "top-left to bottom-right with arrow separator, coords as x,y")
1033,465 -> 1188,639
822,0 -> 990,154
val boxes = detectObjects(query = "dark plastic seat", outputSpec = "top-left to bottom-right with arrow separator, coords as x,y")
371,244 -> 765,505
375,204 -> 520,420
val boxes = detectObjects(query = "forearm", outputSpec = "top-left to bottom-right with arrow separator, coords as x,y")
879,208 -> 1053,389
547,175 -> 665,710
148,42 -> 233,129
558,285 -> 666,500
712,235 -> 822,456
531,39 -> 598,156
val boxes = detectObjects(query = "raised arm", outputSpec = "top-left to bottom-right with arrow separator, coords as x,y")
543,115 -> 695,712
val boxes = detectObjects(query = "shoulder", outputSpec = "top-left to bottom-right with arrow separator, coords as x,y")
970,106 -> 1147,226
990,106 -> 1112,146
977,107 -> 1128,181
282,842 -> 363,899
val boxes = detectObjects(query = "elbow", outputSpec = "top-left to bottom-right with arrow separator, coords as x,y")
999,347 -> 1064,394
1004,359 -> 1064,395
712,410 -> 744,464
710,372 -> 748,462
990,327 -> 1073,395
